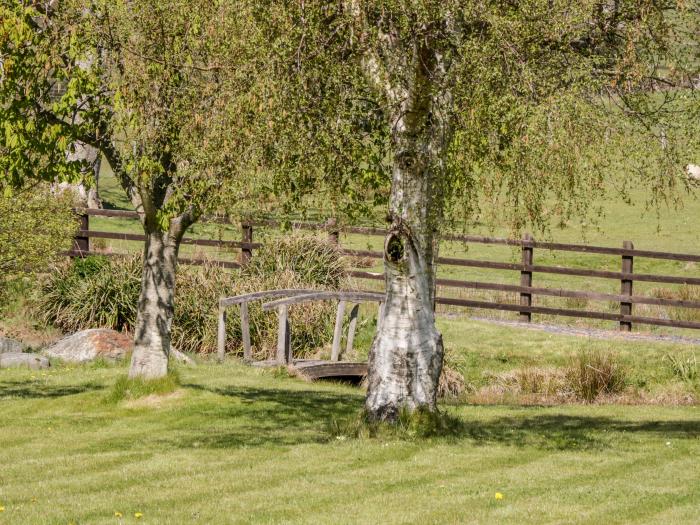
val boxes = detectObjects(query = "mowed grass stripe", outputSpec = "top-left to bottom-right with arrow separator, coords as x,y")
1,331 -> 699,524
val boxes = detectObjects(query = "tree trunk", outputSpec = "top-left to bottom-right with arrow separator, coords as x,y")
128,228 -> 180,379
365,99 -> 446,421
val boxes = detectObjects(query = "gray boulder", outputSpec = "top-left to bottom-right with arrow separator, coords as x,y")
43,329 -> 133,363
171,348 -> 195,366
0,337 -> 27,354
0,352 -> 50,370
42,328 -> 195,365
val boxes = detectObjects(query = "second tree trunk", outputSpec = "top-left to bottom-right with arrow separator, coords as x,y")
128,230 -> 179,379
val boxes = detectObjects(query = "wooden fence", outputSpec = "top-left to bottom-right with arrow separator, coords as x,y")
68,208 -> 700,332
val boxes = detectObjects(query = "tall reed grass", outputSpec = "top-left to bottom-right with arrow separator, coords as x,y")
40,234 -> 350,358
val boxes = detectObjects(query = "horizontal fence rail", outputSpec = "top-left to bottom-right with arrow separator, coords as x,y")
70,208 -> 700,332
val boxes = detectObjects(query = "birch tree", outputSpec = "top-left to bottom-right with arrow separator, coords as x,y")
1,0 -> 264,379
262,1 -> 699,420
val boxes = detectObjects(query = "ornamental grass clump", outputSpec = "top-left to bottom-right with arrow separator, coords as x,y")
40,234 -> 349,358
565,350 -> 627,402
40,255 -> 141,333
242,234 -> 347,289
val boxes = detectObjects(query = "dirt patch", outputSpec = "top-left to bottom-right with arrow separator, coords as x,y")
468,384 -> 697,407
123,389 -> 185,409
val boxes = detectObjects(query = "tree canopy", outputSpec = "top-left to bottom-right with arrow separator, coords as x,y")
261,0 -> 699,232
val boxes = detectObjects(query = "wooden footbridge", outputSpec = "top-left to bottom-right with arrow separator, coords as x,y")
217,290 -> 385,380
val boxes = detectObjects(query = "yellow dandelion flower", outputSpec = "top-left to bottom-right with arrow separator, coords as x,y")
135,512 -> 143,519
114,511 -> 123,517
495,492 -> 504,500
0,505 -> 5,512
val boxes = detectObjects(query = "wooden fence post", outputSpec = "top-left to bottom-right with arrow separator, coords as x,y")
326,217 -> 339,245
620,240 -> 634,331
241,223 -> 253,265
217,306 -> 227,362
276,305 -> 291,364
519,233 -> 533,322
331,300 -> 346,362
73,212 -> 89,255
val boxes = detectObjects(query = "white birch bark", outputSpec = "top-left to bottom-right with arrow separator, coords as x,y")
61,142 -> 102,208
362,27 -> 451,420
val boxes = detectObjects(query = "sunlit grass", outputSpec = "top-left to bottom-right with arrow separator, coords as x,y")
0,362 -> 698,524
0,318 -> 698,524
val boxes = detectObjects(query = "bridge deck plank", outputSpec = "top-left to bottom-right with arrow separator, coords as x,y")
249,359 -> 367,380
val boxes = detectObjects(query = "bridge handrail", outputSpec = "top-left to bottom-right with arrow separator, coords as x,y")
218,289 -> 385,365
219,289 -> 318,308
218,289 -> 321,362
261,291 -> 384,311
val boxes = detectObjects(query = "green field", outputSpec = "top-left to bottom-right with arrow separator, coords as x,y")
1,318 -> 699,524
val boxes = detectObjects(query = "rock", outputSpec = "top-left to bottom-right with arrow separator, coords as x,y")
42,328 -> 195,366
0,337 -> 27,354
43,329 -> 133,363
687,164 -> 700,181
171,348 -> 195,366
0,352 -> 50,370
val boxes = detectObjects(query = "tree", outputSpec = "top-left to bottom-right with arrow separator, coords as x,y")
1,0 -> 265,378
261,1 -> 699,420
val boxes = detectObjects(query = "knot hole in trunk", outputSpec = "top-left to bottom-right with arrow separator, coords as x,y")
385,233 -> 405,264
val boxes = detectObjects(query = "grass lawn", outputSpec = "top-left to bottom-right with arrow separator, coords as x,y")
1,318 -> 699,525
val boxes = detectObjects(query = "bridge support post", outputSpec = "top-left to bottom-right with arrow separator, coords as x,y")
241,302 -> 252,361
277,305 -> 291,364
331,300 -> 346,361
217,305 -> 226,362
345,304 -> 360,358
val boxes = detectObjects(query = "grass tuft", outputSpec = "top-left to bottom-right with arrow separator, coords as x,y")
663,352 -> 698,383
106,369 -> 181,404
565,350 -> 626,402
329,407 -> 465,440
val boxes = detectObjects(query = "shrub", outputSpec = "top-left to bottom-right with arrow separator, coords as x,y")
40,233 -> 349,357
565,350 -> 626,402
0,186 -> 77,305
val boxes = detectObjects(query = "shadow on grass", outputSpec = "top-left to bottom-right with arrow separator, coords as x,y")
167,383 -> 361,449
0,379 -> 104,399
171,382 -> 699,451
458,414 -> 700,450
